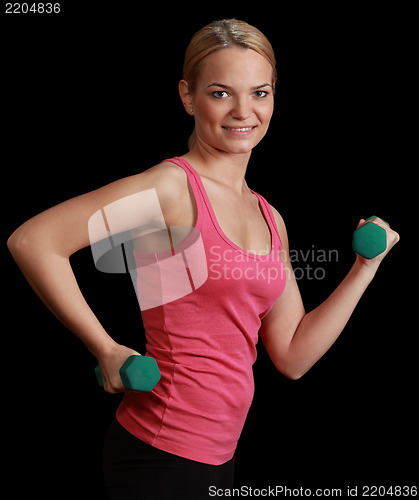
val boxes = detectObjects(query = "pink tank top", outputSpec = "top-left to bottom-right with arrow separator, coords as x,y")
116,157 -> 286,465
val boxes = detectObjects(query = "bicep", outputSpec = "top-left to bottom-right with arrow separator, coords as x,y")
259,209 -> 305,369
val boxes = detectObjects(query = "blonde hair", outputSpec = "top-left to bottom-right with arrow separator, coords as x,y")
183,19 -> 277,150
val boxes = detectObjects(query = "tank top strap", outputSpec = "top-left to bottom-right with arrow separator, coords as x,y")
164,157 -> 210,229
251,191 -> 283,251
165,156 -> 202,197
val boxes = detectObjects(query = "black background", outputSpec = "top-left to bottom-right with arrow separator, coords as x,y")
2,2 -> 416,498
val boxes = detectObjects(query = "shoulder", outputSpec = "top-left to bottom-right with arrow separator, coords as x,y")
90,159 -> 194,229
99,159 -> 190,215
139,160 -> 192,224
139,159 -> 187,181
142,160 -> 189,193
126,159 -> 195,227
119,160 -> 187,193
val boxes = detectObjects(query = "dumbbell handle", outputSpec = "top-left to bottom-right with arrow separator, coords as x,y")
95,355 -> 161,392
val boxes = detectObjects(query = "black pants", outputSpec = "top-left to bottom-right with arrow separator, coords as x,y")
103,419 -> 235,500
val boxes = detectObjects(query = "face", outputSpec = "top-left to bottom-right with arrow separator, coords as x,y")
180,47 -> 275,155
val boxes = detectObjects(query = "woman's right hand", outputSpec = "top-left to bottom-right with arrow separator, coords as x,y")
97,344 -> 141,394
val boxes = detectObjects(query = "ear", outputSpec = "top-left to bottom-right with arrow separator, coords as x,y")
179,80 -> 194,115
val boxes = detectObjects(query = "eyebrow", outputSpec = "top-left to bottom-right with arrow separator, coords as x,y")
207,82 -> 273,91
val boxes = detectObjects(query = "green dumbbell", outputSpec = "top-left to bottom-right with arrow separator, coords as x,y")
352,216 -> 387,259
95,355 -> 161,392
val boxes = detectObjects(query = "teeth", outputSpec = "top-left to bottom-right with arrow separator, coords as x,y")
224,127 -> 253,131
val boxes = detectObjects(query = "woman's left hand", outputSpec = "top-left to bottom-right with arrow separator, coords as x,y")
355,216 -> 400,270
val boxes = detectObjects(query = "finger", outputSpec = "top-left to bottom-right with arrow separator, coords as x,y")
104,380 -> 125,394
372,217 -> 390,228
368,217 -> 400,251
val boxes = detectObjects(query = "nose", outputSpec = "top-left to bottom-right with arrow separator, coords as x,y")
231,95 -> 252,121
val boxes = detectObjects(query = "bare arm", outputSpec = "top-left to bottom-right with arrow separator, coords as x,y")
260,211 -> 400,380
7,162 -> 193,392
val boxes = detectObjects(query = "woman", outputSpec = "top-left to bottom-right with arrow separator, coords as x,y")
7,19 -> 399,499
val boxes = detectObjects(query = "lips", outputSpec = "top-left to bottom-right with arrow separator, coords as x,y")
222,126 -> 256,131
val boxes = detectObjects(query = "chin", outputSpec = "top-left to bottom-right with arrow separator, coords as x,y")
210,135 -> 260,154
222,137 -> 263,155
224,144 -> 254,155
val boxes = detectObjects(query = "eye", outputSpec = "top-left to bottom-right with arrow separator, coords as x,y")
253,90 -> 269,98
212,91 -> 229,99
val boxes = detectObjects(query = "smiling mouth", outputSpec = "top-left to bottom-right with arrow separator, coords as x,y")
222,126 -> 256,131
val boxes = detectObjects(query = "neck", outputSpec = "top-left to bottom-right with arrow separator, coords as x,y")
183,141 -> 251,193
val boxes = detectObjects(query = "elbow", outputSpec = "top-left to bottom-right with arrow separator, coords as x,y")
283,370 -> 305,381
8,221 -> 71,265
271,354 -> 307,381
7,229 -> 24,258
278,362 -> 309,381
7,224 -> 36,262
